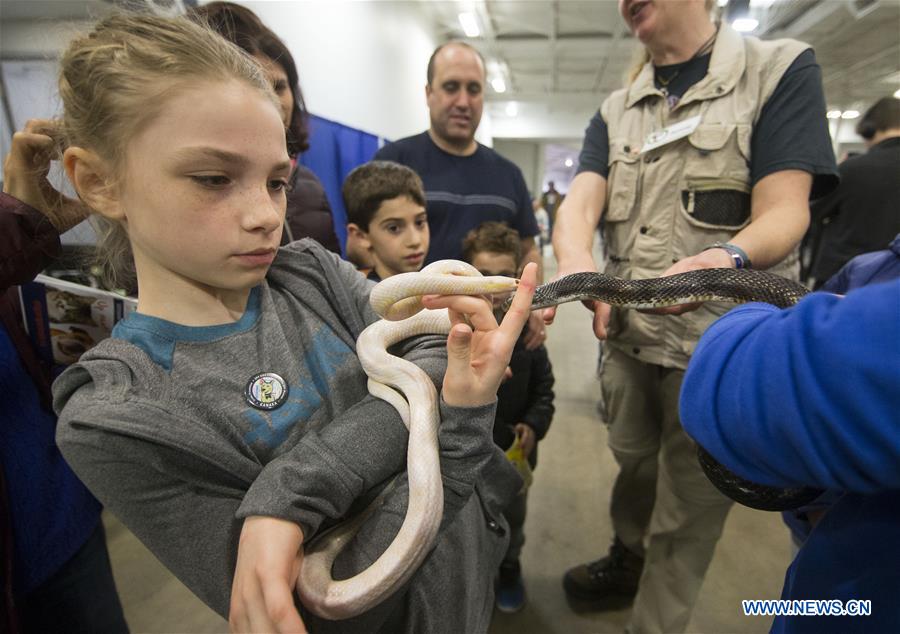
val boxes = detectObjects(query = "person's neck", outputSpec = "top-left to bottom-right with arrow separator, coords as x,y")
648,19 -> 716,66
134,265 -> 253,326
428,128 -> 477,156
372,261 -> 399,281
869,128 -> 900,146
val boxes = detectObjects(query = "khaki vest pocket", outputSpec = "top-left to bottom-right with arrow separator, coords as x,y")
684,123 -> 751,181
605,141 -> 641,222
680,180 -> 751,230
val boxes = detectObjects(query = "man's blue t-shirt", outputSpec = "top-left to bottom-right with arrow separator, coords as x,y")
374,132 -> 538,264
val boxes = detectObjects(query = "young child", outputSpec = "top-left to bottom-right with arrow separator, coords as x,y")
462,221 -> 555,613
49,14 -> 536,633
343,161 -> 429,282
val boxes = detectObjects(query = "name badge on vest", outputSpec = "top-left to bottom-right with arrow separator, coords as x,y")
640,115 -> 701,154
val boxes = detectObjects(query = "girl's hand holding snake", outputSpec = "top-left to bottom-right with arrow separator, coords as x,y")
422,262 -> 537,408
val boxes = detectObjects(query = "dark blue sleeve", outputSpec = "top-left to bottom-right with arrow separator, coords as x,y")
680,279 -> 900,493
373,142 -> 400,162
750,49 -> 839,199
576,111 -> 610,179
511,166 -> 539,238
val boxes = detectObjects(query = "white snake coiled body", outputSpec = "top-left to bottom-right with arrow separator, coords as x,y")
296,261 -> 517,620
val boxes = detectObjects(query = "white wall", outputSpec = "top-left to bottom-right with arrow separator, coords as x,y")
828,117 -> 867,160
238,1 -> 437,141
0,2 -> 492,145
493,139 -> 542,197
488,100 -> 594,141
0,19 -> 94,59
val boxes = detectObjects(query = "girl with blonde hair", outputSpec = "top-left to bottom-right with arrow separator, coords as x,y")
51,13 -> 534,633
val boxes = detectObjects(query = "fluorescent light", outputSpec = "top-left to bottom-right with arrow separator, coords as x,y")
564,158 -> 574,168
717,0 -> 728,6
894,88 -> 900,99
491,77 -> 506,93
458,12 -> 480,37
841,110 -> 860,119
732,18 -> 759,32
505,102 -> 518,117
826,110 -> 842,119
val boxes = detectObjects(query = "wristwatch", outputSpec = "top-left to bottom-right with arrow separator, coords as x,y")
705,242 -> 751,269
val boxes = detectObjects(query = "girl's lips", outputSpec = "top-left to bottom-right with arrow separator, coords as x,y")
235,251 -> 276,266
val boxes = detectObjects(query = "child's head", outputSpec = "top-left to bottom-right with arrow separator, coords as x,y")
59,14 -> 290,297
343,161 -> 429,278
462,222 -> 521,307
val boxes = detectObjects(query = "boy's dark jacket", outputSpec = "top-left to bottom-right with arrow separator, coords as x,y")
493,324 -> 555,469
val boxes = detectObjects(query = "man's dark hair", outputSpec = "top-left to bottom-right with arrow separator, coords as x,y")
856,97 -> 900,140
190,1 -> 310,156
426,41 -> 486,86
462,221 -> 522,265
343,161 -> 426,230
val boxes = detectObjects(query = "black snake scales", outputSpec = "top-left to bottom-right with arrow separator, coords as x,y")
525,267 -> 823,512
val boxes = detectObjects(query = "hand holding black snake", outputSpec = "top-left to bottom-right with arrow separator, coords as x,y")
510,267 -> 824,511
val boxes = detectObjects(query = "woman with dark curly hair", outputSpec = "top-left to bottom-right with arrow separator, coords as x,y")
191,1 -> 342,254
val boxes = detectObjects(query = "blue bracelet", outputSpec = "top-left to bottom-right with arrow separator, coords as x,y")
706,242 -> 752,269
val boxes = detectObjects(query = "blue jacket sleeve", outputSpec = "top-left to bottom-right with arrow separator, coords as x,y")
680,280 -> 900,493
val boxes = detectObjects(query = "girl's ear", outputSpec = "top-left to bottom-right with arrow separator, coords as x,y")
63,147 -> 124,220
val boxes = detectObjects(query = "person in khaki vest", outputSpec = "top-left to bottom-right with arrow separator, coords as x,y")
545,0 -> 837,632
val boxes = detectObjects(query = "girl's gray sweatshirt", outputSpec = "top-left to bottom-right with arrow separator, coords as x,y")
53,240 -> 521,633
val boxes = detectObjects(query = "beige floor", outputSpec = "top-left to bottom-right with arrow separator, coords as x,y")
104,254 -> 791,633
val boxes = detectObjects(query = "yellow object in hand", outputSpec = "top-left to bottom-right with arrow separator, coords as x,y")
505,435 -> 534,492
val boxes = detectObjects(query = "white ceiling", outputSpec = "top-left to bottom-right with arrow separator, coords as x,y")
1,0 -> 898,142
424,0 -> 900,140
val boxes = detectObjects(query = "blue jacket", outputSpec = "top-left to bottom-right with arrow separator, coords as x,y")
680,280 -> 900,633
821,233 -> 900,294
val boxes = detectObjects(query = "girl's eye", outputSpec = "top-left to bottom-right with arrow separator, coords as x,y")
415,218 -> 428,228
191,175 -> 231,188
385,224 -> 401,234
269,178 -> 290,192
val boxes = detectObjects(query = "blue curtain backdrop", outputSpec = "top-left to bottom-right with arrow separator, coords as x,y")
298,114 -> 384,254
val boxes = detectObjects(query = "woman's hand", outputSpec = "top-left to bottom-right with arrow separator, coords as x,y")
230,516 -> 307,634
2,118 -> 89,232
423,262 -> 537,408
542,257 -> 612,340
642,248 -> 734,315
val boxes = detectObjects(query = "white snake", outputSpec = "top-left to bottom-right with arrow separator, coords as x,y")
296,260 -> 518,619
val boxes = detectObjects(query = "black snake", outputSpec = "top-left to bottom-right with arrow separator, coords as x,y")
526,267 -> 823,512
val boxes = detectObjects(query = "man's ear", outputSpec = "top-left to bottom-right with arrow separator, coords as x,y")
346,223 -> 372,251
63,147 -> 123,220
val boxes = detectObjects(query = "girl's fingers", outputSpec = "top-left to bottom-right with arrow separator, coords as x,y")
8,132 -> 56,171
498,262 -> 537,338
23,118 -> 59,135
422,294 -> 498,331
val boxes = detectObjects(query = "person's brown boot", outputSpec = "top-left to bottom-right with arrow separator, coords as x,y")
562,537 -> 643,606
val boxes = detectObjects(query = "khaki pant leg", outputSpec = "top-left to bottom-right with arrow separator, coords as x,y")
602,347 -> 662,557
628,366 -> 733,634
